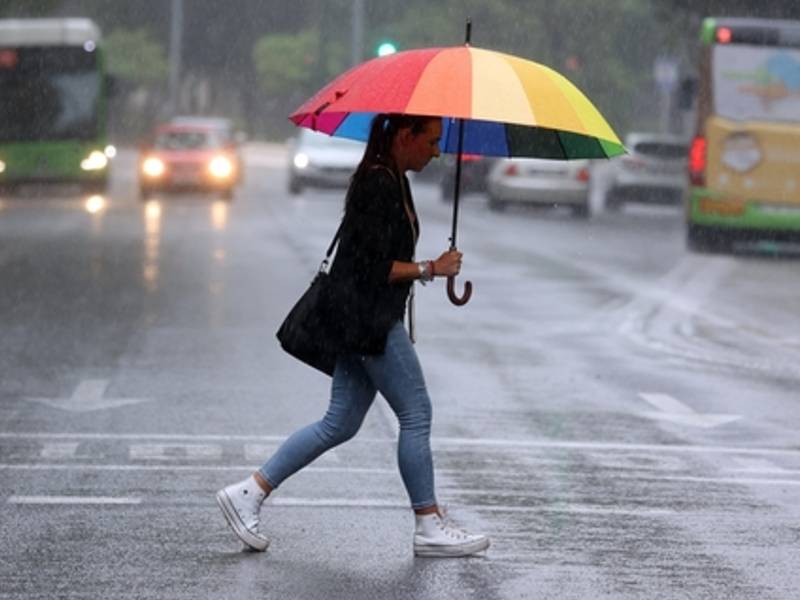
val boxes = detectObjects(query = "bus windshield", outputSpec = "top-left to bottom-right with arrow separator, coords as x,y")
712,44 -> 800,124
0,46 -> 100,142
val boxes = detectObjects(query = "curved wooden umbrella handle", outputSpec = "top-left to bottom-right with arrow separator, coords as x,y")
447,275 -> 473,306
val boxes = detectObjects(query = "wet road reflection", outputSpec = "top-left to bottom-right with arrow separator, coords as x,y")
142,200 -> 161,292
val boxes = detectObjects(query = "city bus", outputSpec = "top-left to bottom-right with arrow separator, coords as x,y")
686,17 -> 800,251
0,18 -> 113,194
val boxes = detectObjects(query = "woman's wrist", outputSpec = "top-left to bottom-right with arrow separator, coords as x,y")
417,260 -> 434,283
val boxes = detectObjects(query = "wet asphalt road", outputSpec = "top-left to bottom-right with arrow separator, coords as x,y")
1,146 -> 799,600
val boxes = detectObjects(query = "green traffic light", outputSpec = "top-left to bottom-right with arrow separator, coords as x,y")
376,42 -> 397,57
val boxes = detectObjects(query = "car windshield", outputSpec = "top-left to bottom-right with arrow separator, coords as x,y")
154,130 -> 219,150
300,130 -> 364,148
633,142 -> 688,160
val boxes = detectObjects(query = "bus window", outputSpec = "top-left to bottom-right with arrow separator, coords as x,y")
712,45 -> 800,124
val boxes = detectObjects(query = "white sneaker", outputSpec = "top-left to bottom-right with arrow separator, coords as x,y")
413,512 -> 490,557
215,476 -> 269,551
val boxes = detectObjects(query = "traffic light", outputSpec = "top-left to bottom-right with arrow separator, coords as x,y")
376,41 -> 397,57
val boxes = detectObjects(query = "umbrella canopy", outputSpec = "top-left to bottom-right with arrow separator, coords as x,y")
290,38 -> 624,306
290,45 -> 624,160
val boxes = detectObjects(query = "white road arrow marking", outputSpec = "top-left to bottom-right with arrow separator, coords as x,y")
27,380 -> 151,413
638,392 -> 741,429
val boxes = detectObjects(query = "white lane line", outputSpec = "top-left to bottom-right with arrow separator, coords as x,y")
2,494 -> 674,517
638,392 -> 741,429
2,464 -> 799,488
7,495 -> 142,505
128,443 -> 223,461
39,442 -> 81,459
271,498 -> 404,509
727,457 -> 790,475
1,431 -> 798,457
0,463 -> 395,474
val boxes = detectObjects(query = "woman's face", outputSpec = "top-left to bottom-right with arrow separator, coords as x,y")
397,119 -> 442,172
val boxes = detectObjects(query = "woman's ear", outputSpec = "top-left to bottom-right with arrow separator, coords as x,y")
396,127 -> 413,147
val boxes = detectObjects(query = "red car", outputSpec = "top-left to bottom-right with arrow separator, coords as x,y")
138,122 -> 242,200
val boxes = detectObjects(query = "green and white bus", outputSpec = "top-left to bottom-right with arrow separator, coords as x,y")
0,18 -> 113,193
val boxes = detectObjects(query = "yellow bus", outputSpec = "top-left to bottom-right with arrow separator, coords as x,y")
687,17 -> 800,252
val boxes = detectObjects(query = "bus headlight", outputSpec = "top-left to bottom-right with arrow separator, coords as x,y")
81,150 -> 109,171
722,133 -> 761,173
142,157 -> 166,178
208,155 -> 234,179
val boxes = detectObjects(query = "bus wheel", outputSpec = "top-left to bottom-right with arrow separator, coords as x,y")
687,224 -> 729,253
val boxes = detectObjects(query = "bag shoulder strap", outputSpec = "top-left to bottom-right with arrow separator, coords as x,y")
324,219 -> 344,259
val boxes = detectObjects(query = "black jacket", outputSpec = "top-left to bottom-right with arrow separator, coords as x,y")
328,165 -> 418,355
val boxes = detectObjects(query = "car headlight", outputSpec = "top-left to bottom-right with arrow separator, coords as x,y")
0,160 -> 5,174
293,152 -> 310,169
208,155 -> 234,179
104,145 -> 117,159
80,150 -> 108,171
142,157 -> 166,178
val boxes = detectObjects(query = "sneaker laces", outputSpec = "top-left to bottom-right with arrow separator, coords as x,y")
434,508 -> 474,541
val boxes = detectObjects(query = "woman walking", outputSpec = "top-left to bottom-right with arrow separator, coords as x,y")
216,113 -> 489,558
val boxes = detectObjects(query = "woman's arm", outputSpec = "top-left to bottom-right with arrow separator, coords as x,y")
388,249 -> 463,283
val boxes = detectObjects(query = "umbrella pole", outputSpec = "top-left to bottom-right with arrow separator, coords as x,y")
446,115 -> 473,306
446,18 -> 474,306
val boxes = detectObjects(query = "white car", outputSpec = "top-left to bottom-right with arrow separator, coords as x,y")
605,132 -> 689,209
486,157 -> 592,218
287,129 -> 365,194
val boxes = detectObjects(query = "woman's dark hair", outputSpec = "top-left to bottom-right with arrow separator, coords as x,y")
350,113 -> 439,185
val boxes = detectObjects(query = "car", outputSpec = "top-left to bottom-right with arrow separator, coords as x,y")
168,116 -> 247,147
138,122 -> 242,200
287,129 -> 365,194
486,157 -> 592,218
439,153 -> 494,202
604,132 -> 689,209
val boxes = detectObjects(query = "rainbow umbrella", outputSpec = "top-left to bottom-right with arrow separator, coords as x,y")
290,23 -> 624,305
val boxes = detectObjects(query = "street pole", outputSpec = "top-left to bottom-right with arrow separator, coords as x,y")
351,0 -> 364,67
168,0 -> 183,117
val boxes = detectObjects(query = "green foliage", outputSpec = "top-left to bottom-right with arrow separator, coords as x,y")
0,0 -> 61,17
104,28 -> 168,85
253,30 -> 320,97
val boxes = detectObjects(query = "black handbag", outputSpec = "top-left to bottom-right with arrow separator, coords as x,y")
276,221 -> 344,376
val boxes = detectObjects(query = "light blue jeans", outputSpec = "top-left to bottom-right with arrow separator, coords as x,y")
259,321 -> 437,509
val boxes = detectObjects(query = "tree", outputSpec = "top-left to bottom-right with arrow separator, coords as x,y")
104,28 -> 168,85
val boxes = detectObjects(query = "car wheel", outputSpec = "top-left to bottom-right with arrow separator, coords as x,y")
488,195 -> 506,212
440,179 -> 454,203
605,188 -> 622,212
571,202 -> 590,219
288,177 -> 303,195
